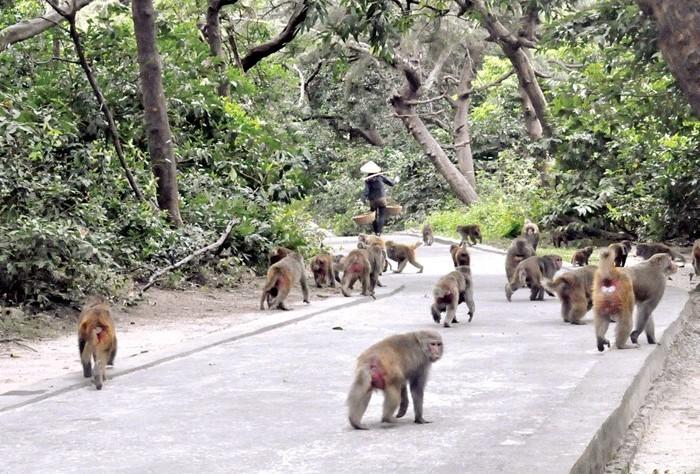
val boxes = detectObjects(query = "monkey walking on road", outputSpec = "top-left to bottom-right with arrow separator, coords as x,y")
546,265 -> 597,324
78,297 -> 117,390
593,249 -> 635,352
504,237 -> 535,281
260,252 -> 310,310
431,266 -> 475,327
422,223 -> 434,246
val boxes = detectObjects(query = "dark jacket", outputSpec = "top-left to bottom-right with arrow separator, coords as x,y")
363,175 -> 394,201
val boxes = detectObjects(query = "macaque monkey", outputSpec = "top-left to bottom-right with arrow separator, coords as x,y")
635,242 -> 686,264
608,240 -> 632,267
449,244 -> 470,267
546,265 -> 597,324
268,246 -> 293,266
310,253 -> 335,288
431,266 -> 475,327
333,254 -> 345,283
550,230 -> 569,248
456,224 -> 482,247
422,223 -> 434,246
77,296 -> 117,390
504,237 -> 536,281
522,219 -> 540,251
357,242 -> 386,289
359,234 -> 391,272
347,331 -> 443,429
385,241 -> 424,273
571,246 -> 594,267
624,253 -> 678,345
505,255 -> 563,301
259,252 -> 310,310
341,249 -> 374,298
693,239 -> 700,281
593,249 -> 636,351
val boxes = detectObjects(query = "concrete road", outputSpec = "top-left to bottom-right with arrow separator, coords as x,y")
0,236 -> 690,473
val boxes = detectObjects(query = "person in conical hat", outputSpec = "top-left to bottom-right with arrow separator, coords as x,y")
360,161 -> 396,236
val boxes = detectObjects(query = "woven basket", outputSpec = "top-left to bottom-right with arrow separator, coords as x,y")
385,205 -> 403,216
353,211 -> 376,225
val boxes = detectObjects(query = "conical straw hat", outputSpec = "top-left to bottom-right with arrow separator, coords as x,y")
360,161 -> 382,174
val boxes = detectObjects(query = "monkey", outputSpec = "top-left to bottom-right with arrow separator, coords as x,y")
385,241 -> 424,273
623,253 -> 678,345
430,266 -> 475,327
608,240 -> 632,267
347,330 -> 443,429
546,265 -> 597,324
456,224 -> 482,247
359,234 -> 392,272
422,223 -> 434,246
693,239 -> 700,281
635,242 -> 686,264
449,244 -> 470,267
259,252 -> 310,310
341,249 -> 374,298
571,246 -> 594,267
310,253 -> 335,288
522,218 -> 540,251
77,296 -> 117,390
593,249 -> 636,351
505,255 -> 563,302
268,246 -> 293,266
550,229 -> 569,248
333,254 -> 345,283
504,237 -> 536,281
357,242 -> 386,289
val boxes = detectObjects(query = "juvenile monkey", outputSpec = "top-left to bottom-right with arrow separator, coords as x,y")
268,246 -> 293,266
456,224 -> 482,246
593,249 -> 636,351
550,230 -> 569,248
505,255 -> 562,301
504,237 -> 536,281
449,244 -> 470,267
522,219 -> 540,251
609,240 -> 632,267
571,246 -> 594,266
310,253 -> 335,288
624,253 -> 678,345
341,249 -> 374,298
546,265 -> 597,324
422,223 -> 434,246
431,266 -> 475,327
77,296 -> 117,390
347,330 -> 443,429
385,241 -> 424,273
636,242 -> 686,264
693,239 -> 700,281
333,254 -> 345,283
259,252 -> 310,310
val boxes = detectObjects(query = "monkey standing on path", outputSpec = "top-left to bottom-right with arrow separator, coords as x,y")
551,230 -> 569,248
504,237 -> 536,281
260,252 -> 310,310
268,246 -> 293,266
609,241 -> 632,267
635,242 -> 686,265
385,241 -> 424,273
347,331 -> 443,430
422,223 -> 434,246
693,239 -> 700,281
546,265 -> 597,324
456,224 -> 482,246
333,254 -> 345,283
593,249 -> 636,352
78,296 -> 117,390
522,219 -> 540,251
505,255 -> 562,302
341,249 -> 374,298
431,266 -> 475,327
357,242 -> 386,289
310,253 -> 335,288
450,244 -> 470,267
571,246 -> 594,266
624,253 -> 678,345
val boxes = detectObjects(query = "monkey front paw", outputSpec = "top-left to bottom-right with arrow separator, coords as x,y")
414,417 -> 431,424
630,330 -> 640,344
597,338 -> 611,352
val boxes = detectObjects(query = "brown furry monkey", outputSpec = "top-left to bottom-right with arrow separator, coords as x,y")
624,253 -> 678,345
431,266 -> 475,327
310,253 -> 335,288
357,242 -> 386,289
608,241 -> 632,267
77,296 -> 117,390
504,237 -> 536,281
505,255 -> 562,301
456,224 -> 482,246
635,242 -> 686,264
593,249 -> 636,351
347,330 -> 443,429
260,252 -> 310,310
693,239 -> 700,281
551,230 -> 569,248
333,254 -> 345,283
268,246 -> 293,266
358,233 -> 385,248
341,249 -> 374,298
571,246 -> 594,266
385,241 -> 424,273
422,223 -> 434,246
522,219 -> 540,251
450,244 -> 470,267
546,265 -> 597,324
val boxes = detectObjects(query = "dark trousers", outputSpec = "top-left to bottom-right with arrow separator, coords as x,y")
369,197 -> 387,235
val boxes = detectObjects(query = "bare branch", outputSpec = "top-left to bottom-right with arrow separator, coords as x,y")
472,68 -> 514,92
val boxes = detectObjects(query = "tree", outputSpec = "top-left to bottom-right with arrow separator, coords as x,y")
131,0 -> 183,226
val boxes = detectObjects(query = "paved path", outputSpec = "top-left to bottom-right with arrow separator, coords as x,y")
0,235 -> 690,473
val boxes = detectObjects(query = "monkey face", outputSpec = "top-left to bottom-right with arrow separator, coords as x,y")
552,256 -> 563,270
425,338 -> 443,362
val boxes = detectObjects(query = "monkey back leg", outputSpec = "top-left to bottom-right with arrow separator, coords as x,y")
614,312 -> 637,349
594,315 -> 611,352
108,338 -> 117,366
381,385 -> 402,423
79,338 -> 92,377
410,372 -> 430,424
394,259 -> 407,273
397,384 -> 409,418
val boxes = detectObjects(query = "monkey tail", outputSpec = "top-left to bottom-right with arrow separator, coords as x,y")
347,366 -> 372,430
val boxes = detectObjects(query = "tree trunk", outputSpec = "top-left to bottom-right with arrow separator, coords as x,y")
206,0 -> 238,96
453,52 -> 478,188
636,0 -> 700,118
131,0 -> 183,226
518,86 -> 543,139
